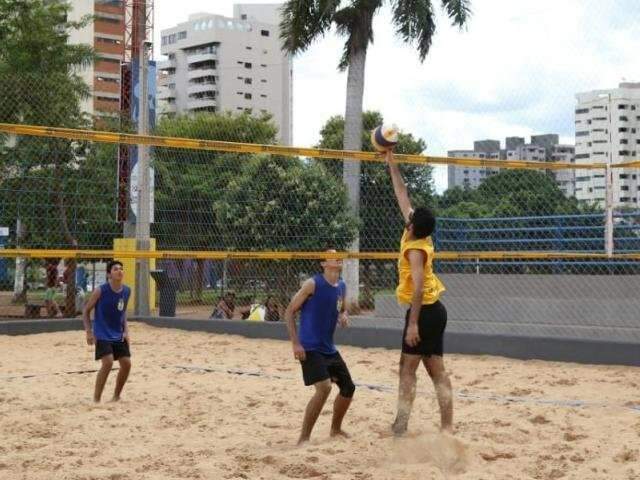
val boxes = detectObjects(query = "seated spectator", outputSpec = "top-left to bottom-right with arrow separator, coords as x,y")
44,258 -> 63,318
264,295 -> 281,322
210,292 -> 235,319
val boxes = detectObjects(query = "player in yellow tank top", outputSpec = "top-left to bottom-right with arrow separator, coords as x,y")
386,149 -> 454,436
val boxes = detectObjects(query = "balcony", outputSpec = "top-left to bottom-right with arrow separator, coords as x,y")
157,88 -> 176,101
188,83 -> 216,95
158,58 -> 177,70
188,68 -> 217,80
187,98 -> 217,110
187,52 -> 217,65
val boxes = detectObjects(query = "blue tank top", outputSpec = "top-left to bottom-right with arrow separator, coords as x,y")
299,274 -> 346,354
94,283 -> 131,341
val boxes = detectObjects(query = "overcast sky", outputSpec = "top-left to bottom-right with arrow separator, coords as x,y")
154,0 -> 639,192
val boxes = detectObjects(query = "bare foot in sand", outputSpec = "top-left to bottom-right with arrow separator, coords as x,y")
330,429 -> 350,439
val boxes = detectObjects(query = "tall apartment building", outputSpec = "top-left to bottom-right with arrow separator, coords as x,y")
551,145 -> 576,197
448,134 -> 576,196
575,82 -> 640,207
68,0 -> 126,118
447,149 -> 500,190
158,4 -> 293,145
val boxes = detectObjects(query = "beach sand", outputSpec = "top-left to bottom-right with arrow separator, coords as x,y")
1,323 -> 639,479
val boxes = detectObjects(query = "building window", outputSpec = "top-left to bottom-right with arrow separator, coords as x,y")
620,197 -> 630,202
178,31 -> 187,40
621,186 -> 630,191
620,116 -> 629,121
246,46 -> 252,50
575,108 -> 589,114
244,78 -> 252,85
621,139 -> 629,144
97,37 -> 122,45
241,14 -> 247,19
261,79 -> 267,83
575,153 -> 590,159
260,64 -> 267,67
261,29 -> 270,36
260,94 -> 267,98
619,128 -> 628,133
576,131 -> 589,137
245,62 -> 252,69
618,104 -> 628,110
245,108 -> 252,114
620,174 -> 629,179
97,76 -> 119,84
97,16 -> 122,24
619,151 -> 630,156
244,93 -> 252,99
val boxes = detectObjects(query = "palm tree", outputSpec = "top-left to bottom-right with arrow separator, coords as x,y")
281,0 -> 472,309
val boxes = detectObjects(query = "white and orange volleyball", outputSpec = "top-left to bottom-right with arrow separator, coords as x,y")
371,124 -> 399,152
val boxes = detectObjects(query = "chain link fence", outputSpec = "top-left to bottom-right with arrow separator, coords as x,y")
1,0 -> 639,338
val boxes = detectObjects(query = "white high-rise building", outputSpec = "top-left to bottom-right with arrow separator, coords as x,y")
551,145 -> 576,197
158,4 -> 293,145
575,82 -> 640,207
447,150 -> 500,189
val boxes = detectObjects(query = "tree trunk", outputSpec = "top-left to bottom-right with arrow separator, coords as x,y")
195,259 -> 205,303
54,160 -> 78,317
12,217 -> 27,304
342,47 -> 367,313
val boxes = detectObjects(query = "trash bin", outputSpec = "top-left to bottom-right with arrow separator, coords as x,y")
150,270 -> 178,317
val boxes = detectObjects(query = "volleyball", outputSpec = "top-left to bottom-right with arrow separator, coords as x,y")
371,124 -> 399,152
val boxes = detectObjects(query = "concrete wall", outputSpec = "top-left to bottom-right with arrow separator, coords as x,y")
374,274 -> 640,343
2,315 -> 639,366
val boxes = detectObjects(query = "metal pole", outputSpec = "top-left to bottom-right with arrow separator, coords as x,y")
135,40 -> 151,316
605,164 -> 614,257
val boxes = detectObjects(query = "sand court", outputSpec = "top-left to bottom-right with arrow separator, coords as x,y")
1,322 -> 639,480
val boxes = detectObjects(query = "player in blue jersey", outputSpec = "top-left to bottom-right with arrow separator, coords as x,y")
284,250 -> 355,444
82,260 -> 132,403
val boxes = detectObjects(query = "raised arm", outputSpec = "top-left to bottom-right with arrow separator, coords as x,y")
284,278 -> 315,361
385,149 -> 413,224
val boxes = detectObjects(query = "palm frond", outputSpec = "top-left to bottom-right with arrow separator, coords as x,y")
441,0 -> 472,27
280,0 -> 341,54
333,0 -> 381,70
391,0 -> 436,61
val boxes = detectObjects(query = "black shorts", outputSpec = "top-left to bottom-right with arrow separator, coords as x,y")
95,339 -> 131,361
402,300 -> 447,356
299,351 -> 356,398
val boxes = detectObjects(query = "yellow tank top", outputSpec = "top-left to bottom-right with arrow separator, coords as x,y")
396,229 -> 445,305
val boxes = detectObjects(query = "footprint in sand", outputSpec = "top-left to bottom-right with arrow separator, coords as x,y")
390,432 -> 470,475
278,463 -> 323,478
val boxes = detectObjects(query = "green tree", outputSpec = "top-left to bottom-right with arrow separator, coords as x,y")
0,0 -> 94,312
317,111 -> 433,251
153,112 -> 281,301
214,155 -> 357,296
281,0 -> 472,306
